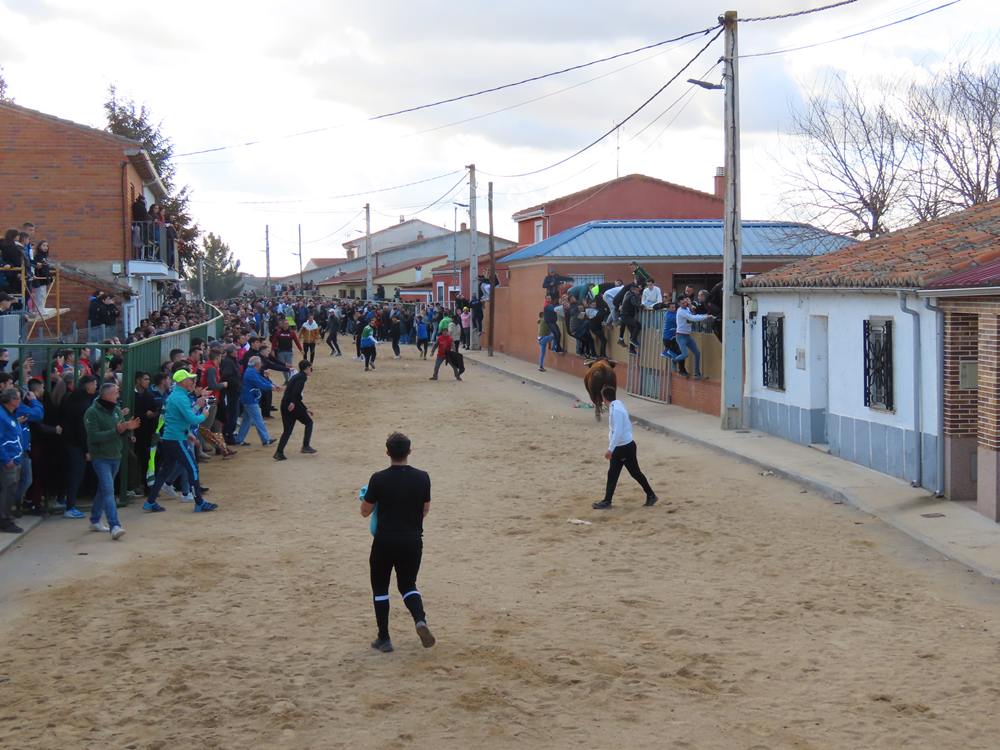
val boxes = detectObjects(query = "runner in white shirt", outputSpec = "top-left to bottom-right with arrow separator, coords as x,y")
592,385 -> 657,510
602,284 -> 624,327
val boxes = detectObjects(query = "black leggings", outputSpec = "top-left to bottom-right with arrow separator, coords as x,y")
370,535 -> 426,639
391,332 -> 400,357
303,343 -> 315,363
276,405 -> 313,452
362,345 -> 376,368
603,440 -> 654,503
417,339 -> 429,356
326,331 -> 341,354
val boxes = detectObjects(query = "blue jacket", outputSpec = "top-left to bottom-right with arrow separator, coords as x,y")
416,320 -> 429,340
0,406 -> 23,465
241,367 -> 274,405
161,386 -> 205,441
662,310 -> 678,341
15,398 -> 43,451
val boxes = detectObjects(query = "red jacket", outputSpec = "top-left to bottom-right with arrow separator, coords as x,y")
436,333 -> 453,358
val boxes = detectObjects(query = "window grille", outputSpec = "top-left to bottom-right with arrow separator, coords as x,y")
762,314 -> 784,390
863,319 -> 893,410
571,274 -> 605,289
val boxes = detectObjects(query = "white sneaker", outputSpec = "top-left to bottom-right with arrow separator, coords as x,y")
110,525 -> 125,540
181,493 -> 195,503
394,355 -> 401,360
160,484 -> 178,498
90,521 -> 109,532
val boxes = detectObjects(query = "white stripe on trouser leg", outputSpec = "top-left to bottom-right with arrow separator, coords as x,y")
402,590 -> 420,600
373,595 -> 390,602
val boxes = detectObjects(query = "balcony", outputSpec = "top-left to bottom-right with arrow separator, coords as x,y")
129,221 -> 179,280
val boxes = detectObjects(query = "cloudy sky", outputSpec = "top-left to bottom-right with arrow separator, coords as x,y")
1,0 -> 995,277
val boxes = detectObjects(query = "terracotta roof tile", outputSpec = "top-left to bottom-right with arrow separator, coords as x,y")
743,199 -> 1000,289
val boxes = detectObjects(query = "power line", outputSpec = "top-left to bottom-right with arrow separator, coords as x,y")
482,26 -> 724,179
741,0 -> 963,58
408,173 -> 470,218
301,209 -> 365,245
230,170 -> 463,206
175,24 -> 720,157
738,0 -> 858,22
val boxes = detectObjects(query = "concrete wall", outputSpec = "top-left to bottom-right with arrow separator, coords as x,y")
744,290 -> 941,490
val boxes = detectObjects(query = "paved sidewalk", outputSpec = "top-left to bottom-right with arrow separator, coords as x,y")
467,350 -> 1000,581
0,515 -> 43,557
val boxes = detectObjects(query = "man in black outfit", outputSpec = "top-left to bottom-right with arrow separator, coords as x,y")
360,432 -> 435,653
219,345 -> 242,444
273,360 -> 316,461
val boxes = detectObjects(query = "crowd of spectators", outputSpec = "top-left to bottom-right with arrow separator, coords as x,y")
0,221 -> 55,312
131,195 -> 178,268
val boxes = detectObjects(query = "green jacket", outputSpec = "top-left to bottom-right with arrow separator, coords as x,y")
83,398 -> 124,460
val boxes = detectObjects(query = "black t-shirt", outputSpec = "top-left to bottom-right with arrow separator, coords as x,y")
365,465 -> 431,539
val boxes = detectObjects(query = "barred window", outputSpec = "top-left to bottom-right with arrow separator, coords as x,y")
762,314 -> 784,391
863,318 -> 894,411
571,274 -> 605,288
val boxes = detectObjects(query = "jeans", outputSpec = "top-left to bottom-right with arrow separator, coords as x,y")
669,333 -> 702,376
16,454 -> 32,506
538,334 -> 554,368
0,463 -> 19,521
236,403 -> 270,444
277,350 -> 293,381
65,444 -> 87,510
90,458 -> 121,529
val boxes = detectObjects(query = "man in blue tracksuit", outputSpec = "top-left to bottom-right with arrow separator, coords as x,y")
14,384 -> 43,511
145,369 -> 217,513
236,356 -> 280,446
0,388 -> 25,533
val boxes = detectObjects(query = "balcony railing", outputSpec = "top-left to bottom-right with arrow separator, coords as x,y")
131,221 -> 177,269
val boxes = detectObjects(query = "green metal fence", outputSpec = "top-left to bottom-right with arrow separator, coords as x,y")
2,301 -> 224,509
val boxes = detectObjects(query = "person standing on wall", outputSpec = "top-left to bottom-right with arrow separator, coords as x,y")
360,432 -> 435,653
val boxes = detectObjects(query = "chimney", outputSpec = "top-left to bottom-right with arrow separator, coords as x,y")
399,215 -> 405,224
460,222 -> 467,232
346,248 -> 356,260
417,231 -> 424,240
714,167 -> 726,199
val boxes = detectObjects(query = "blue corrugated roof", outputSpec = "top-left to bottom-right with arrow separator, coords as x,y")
503,219 -> 854,262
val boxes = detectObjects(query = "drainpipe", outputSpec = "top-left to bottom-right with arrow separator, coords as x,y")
898,292 -> 922,488
924,297 -> 945,496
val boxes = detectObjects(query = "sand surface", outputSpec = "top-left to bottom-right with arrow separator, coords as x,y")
3,349 -> 1000,749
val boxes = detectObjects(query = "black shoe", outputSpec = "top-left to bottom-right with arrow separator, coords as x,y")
644,495 -> 659,507
592,500 -> 612,510
415,620 -> 436,648
200,486 -> 211,493
301,446 -> 317,454
273,452 -> 287,461
265,438 -> 277,446
371,637 -> 394,653
0,520 -> 24,533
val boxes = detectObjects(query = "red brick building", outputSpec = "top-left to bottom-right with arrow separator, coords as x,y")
0,101 -> 174,335
511,172 -> 725,246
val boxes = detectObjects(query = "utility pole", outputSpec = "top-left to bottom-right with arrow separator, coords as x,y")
364,203 -> 373,301
720,10 -> 744,430
297,223 -> 304,293
467,163 -> 479,349
198,254 -> 205,301
265,224 -> 271,297
487,181 -> 496,357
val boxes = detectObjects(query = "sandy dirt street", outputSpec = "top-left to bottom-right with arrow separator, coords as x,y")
3,349 -> 1000,749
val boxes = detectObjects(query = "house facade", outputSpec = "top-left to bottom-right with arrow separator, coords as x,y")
511,172 -> 725,246
342,219 -> 451,259
742,198 -> 1000,505
318,255 -> 448,300
0,101 -> 176,334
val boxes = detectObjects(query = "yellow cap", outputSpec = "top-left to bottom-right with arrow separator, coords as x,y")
172,369 -> 197,383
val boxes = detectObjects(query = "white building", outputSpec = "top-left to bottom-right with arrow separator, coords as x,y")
741,204 -> 1000,493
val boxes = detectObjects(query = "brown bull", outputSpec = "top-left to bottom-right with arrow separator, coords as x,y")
583,358 -> 617,421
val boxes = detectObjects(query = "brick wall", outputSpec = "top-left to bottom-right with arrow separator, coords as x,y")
943,311 -> 979,437
0,104 -> 133,272
979,314 -> 1000,451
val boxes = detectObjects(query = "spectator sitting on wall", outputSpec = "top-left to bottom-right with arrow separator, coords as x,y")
542,267 -> 574,302
641,278 -> 663,310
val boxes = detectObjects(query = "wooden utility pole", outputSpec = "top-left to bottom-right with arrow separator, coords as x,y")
265,224 -> 271,296
720,10 -> 744,430
487,181 -> 496,357
297,223 -> 304,292
467,164 -> 480,349
364,203 -> 373,301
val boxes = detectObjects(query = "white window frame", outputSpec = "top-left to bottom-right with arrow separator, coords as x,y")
534,220 -> 544,243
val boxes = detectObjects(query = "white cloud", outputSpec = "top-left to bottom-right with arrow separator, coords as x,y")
0,0 -> 995,276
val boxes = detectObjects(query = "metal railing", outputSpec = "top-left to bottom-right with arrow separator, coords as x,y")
131,221 -> 177,269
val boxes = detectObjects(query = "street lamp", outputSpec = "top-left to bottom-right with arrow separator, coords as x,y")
686,78 -> 724,90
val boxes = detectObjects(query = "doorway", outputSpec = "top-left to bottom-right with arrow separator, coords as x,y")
809,315 -> 829,443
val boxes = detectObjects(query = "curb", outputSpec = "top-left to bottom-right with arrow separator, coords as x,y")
467,355 -> 1000,582
0,515 -> 44,558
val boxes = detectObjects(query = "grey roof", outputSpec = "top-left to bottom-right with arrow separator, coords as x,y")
503,219 -> 854,263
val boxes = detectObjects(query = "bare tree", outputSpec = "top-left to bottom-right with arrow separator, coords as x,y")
785,75 -> 910,238
0,65 -> 12,103
905,64 -> 1000,211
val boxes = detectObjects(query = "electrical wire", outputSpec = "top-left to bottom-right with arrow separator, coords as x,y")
741,0 -> 962,58
407,174 -> 469,218
482,26 -> 724,179
738,0 -> 858,22
301,209 -> 365,245
232,170 -> 463,206
175,24 -> 720,157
